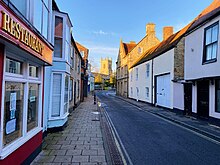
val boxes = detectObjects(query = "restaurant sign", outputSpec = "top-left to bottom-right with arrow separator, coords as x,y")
1,11 -> 44,55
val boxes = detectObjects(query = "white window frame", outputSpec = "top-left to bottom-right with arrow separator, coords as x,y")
136,68 -> 138,81
0,50 -> 43,160
146,87 -> 149,99
49,71 -> 69,121
146,64 -> 150,78
52,11 -> 71,63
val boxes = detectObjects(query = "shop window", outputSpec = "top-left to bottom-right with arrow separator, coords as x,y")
54,16 -> 63,58
52,74 -> 62,117
64,75 -> 69,114
27,84 -> 39,132
29,65 -> 39,77
6,58 -> 22,74
203,22 -> 219,63
3,82 -> 24,146
216,80 -> 220,113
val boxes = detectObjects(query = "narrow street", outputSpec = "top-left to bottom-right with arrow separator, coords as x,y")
96,91 -> 220,165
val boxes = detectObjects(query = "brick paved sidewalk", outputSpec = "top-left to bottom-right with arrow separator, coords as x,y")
32,95 -> 107,165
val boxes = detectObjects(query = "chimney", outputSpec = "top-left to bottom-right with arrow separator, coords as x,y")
130,41 -> 136,44
146,23 -> 156,36
163,26 -> 173,40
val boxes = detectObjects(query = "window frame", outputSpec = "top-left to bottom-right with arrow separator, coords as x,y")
146,64 -> 150,78
136,68 -> 138,81
0,51 -> 43,159
203,21 -> 219,64
49,72 -> 69,120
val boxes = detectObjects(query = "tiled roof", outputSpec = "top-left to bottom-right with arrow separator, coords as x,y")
188,0 -> 220,33
123,43 -> 136,55
131,0 -> 220,68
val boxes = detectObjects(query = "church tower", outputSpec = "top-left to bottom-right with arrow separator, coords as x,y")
100,57 -> 112,76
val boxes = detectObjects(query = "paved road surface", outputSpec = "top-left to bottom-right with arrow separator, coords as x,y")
97,91 -> 220,165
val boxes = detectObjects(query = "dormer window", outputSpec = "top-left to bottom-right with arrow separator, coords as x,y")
203,22 -> 219,63
138,47 -> 143,54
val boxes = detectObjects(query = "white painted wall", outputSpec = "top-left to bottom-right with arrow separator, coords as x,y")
153,49 -> 174,109
185,15 -> 220,80
210,82 -> 220,119
128,60 -> 152,103
173,83 -> 184,110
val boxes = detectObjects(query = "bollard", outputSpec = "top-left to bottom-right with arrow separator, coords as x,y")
94,93 -> 96,105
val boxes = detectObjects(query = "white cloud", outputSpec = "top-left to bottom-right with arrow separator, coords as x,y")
92,30 -> 116,36
89,46 -> 118,56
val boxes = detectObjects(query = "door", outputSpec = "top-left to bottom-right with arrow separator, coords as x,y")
74,81 -> 76,106
184,83 -> 192,115
197,81 -> 209,118
156,74 -> 171,108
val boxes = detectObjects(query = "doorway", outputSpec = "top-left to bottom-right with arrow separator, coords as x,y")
197,81 -> 209,118
184,83 -> 192,115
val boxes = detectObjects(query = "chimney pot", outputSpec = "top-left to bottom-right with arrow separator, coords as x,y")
163,26 -> 173,40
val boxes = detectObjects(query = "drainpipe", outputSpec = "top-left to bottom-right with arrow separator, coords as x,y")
151,59 -> 154,105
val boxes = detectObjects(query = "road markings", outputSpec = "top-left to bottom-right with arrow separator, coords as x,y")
104,109 -> 133,165
114,96 -> 220,145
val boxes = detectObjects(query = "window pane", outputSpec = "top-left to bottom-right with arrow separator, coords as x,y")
27,84 -> 39,132
10,0 -> 26,16
52,74 -> 62,117
212,43 -> 218,59
42,5 -> 49,38
34,0 -> 43,33
212,25 -> 218,43
3,82 -> 23,146
6,58 -> 22,74
54,38 -> 62,58
55,16 -> 63,37
29,65 -> 38,77
205,28 -> 212,45
206,45 -> 212,61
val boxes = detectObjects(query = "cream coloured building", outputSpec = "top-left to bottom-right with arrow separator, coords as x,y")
116,23 -> 160,97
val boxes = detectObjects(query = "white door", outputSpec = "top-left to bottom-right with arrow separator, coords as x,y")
156,74 -> 171,108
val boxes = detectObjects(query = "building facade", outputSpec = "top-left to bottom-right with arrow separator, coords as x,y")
43,4 -> 73,130
129,26 -> 185,111
69,37 -> 82,112
185,0 -> 220,121
76,42 -> 89,101
0,0 -> 53,164
116,40 -> 136,97
116,23 -> 160,98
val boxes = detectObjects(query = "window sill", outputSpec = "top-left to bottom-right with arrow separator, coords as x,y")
0,127 -> 42,160
202,59 -> 217,65
49,113 -> 69,121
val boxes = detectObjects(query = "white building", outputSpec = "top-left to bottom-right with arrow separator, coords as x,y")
129,26 -> 186,111
185,0 -> 220,120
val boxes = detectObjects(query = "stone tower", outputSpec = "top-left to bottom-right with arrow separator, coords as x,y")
100,57 -> 112,76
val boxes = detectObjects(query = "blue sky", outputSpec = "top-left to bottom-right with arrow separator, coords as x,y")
56,0 -> 213,71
